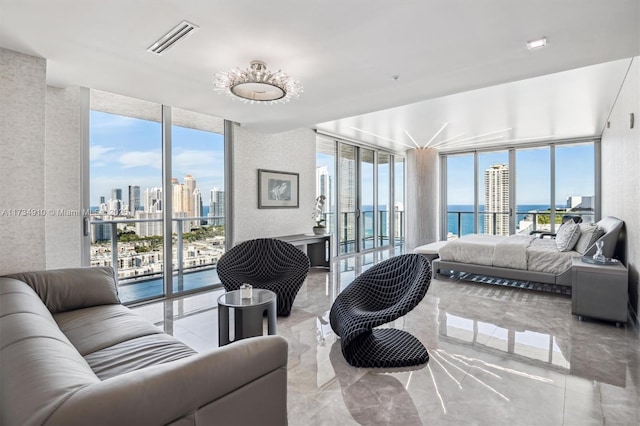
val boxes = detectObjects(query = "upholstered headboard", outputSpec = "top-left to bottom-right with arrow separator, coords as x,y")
583,216 -> 624,259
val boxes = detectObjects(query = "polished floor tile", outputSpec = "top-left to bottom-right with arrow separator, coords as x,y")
132,250 -> 640,425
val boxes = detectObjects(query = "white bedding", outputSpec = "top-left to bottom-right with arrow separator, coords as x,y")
438,233 -> 577,274
526,238 -> 578,274
438,234 -> 503,266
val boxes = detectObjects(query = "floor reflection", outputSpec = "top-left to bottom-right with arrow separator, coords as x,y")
133,248 -> 639,425
329,339 -> 422,425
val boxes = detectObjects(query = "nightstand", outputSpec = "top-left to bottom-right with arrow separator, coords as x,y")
571,257 -> 628,326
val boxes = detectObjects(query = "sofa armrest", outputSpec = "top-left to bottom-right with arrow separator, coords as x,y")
46,335 -> 288,426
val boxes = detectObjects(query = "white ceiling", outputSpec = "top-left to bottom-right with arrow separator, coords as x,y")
1,1 -> 638,153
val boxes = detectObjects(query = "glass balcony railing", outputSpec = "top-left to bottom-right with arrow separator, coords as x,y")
91,209 -> 405,302
90,215 -> 225,303
320,210 -> 403,252
447,209 -> 595,239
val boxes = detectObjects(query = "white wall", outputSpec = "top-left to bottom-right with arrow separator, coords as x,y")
601,57 -> 640,318
231,125 -> 317,244
0,48 -> 47,274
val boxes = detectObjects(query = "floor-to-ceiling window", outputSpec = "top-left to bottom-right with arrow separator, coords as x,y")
555,143 -> 596,226
477,150 -> 509,235
446,154 -> 475,238
170,108 -> 225,295
316,137 -> 336,243
89,90 -> 225,304
338,144 -> 358,254
516,147 -> 550,234
317,136 -> 404,254
360,148 -> 375,250
393,157 -> 405,246
378,152 -> 391,246
442,140 -> 598,239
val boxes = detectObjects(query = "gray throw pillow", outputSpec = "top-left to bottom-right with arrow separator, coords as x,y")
574,223 -> 604,254
555,221 -> 581,252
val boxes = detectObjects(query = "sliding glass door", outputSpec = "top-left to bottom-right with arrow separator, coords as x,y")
319,138 -> 403,254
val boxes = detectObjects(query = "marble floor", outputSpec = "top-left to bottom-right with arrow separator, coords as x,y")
132,248 -> 640,425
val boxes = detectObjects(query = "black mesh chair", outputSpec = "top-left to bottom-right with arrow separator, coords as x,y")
329,254 -> 432,368
217,238 -> 310,316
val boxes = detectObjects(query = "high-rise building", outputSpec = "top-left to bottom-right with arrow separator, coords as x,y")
484,164 -> 509,235
193,188 -> 202,227
208,187 -> 225,226
144,187 -> 162,213
111,188 -> 122,202
128,185 -> 140,215
110,188 -> 123,215
316,166 -> 331,212
183,174 -> 196,217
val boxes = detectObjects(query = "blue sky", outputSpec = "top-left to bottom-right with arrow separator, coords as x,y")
447,144 -> 594,205
90,111 -> 224,207
92,111 -> 593,209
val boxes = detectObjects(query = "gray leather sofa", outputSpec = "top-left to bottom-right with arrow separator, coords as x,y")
0,267 -> 288,426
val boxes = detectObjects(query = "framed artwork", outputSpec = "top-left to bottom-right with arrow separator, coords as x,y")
258,169 -> 299,208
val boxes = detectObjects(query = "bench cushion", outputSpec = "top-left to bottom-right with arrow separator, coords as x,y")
414,241 -> 448,260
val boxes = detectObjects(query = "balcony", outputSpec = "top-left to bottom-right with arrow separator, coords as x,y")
447,209 -> 595,239
90,215 -> 224,303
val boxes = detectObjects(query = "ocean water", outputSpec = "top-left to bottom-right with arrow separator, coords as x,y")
447,204 -> 557,236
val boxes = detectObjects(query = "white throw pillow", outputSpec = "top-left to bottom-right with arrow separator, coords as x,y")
555,221 -> 581,252
574,223 -> 604,254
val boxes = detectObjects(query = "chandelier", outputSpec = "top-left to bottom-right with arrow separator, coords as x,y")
214,60 -> 303,104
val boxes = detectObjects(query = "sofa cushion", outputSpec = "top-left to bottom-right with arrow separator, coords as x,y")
54,304 -> 163,356
6,267 -> 119,314
0,278 -> 100,426
574,222 -> 604,255
85,334 -> 197,380
555,221 -> 581,252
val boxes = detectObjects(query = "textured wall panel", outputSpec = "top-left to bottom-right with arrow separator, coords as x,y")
406,148 -> 439,250
0,48 -> 47,274
45,86 -> 87,269
601,57 -> 640,316
231,126 -> 316,244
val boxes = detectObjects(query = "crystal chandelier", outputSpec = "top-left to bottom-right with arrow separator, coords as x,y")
214,60 -> 303,104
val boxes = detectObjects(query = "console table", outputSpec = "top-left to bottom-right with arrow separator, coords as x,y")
275,234 -> 332,270
571,257 -> 628,326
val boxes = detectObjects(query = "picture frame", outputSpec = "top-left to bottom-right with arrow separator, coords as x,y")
258,169 -> 299,208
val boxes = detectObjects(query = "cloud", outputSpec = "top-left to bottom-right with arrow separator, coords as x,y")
173,150 -> 224,178
119,150 -> 162,169
91,145 -> 114,157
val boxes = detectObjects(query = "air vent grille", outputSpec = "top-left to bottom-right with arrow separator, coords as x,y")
147,20 -> 199,55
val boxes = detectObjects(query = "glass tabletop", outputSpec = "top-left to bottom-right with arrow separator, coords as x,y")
217,289 -> 276,308
580,256 -> 620,265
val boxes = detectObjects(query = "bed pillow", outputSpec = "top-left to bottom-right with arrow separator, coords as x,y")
574,222 -> 604,255
555,221 -> 581,252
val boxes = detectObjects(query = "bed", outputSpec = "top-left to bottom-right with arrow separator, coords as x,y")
431,216 -> 624,286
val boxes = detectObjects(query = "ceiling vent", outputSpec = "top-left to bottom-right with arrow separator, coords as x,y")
147,20 -> 199,55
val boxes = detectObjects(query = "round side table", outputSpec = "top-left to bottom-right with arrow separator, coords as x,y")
217,289 -> 277,346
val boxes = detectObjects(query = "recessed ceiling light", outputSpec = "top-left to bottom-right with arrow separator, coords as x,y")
526,37 -> 547,50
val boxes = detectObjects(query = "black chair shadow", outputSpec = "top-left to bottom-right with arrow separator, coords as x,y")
329,339 -> 423,425
330,254 -> 432,368
216,238 -> 310,316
